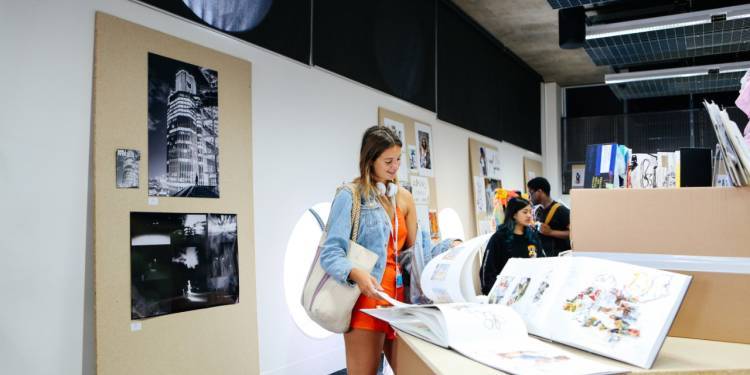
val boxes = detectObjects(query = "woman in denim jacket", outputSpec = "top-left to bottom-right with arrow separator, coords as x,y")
319,126 -> 418,374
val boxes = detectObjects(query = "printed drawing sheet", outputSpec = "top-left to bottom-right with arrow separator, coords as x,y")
420,234 -> 492,303
490,256 -> 691,368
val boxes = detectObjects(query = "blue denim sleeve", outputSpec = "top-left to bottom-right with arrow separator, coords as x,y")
319,187 -> 355,285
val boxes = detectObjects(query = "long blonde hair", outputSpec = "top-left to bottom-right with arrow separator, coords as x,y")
355,126 -> 403,215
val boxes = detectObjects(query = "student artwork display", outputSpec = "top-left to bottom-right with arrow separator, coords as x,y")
479,146 -> 501,180
130,212 -> 239,319
148,52 -> 220,198
383,117 -> 408,181
469,139 -> 503,236
415,122 -> 434,177
116,149 -> 141,188
93,14 -> 255,374
570,164 -> 585,189
487,256 -> 691,368
428,210 -> 440,241
379,108 -> 440,242
409,175 -> 430,206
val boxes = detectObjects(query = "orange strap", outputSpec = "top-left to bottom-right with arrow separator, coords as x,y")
544,203 -> 561,225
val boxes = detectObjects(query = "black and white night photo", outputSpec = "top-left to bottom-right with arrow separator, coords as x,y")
130,212 -> 239,319
148,52 -> 220,198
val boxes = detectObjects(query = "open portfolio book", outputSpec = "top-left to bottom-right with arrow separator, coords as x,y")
487,256 -> 692,369
364,298 -> 625,375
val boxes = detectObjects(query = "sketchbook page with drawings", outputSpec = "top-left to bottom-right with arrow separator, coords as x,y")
487,256 -> 574,338
492,256 -> 691,369
420,234 -> 492,303
364,303 -> 625,375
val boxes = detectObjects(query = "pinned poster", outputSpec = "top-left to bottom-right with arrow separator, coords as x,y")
416,204 -> 430,234
473,176 -> 486,213
429,210 -> 440,241
410,175 -> 430,206
383,117 -> 408,181
480,146 -> 501,180
571,164 -> 585,188
415,122 -> 434,177
408,145 -> 419,173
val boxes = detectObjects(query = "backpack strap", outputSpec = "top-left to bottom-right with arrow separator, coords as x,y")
544,202 -> 561,226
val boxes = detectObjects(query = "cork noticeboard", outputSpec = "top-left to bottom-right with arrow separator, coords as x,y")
93,13 -> 257,374
378,108 -> 440,241
523,157 -> 543,193
468,138 -> 503,237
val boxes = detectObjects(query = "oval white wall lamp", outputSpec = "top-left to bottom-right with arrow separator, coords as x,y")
438,207 -> 465,241
283,202 -> 334,339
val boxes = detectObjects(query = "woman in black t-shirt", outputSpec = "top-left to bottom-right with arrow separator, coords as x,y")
480,197 -> 545,295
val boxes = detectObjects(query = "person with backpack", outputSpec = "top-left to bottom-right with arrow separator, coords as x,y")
319,126 -> 418,374
527,177 -> 571,256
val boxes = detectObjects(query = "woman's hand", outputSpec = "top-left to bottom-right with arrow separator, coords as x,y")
348,268 -> 383,299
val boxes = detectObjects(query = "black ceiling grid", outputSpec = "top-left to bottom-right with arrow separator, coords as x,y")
138,0 -> 312,65
313,0 -> 436,111
547,0 -> 615,10
585,18 -> 750,67
609,71 -> 746,99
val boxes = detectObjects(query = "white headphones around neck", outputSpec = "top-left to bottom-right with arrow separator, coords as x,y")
376,181 -> 398,198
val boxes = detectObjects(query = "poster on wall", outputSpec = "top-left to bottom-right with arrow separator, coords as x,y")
416,204 -> 430,234
408,145 -> 419,173
473,176 -> 486,214
479,146 -> 502,180
148,52 -> 220,198
571,164 -> 585,188
383,117 -> 408,181
410,175 -> 430,206
130,212 -> 239,319
484,178 -> 503,228
116,149 -> 140,188
415,122 -> 434,177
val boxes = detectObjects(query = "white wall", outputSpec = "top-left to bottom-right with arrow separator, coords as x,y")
541,82 -> 564,201
0,1 -> 543,374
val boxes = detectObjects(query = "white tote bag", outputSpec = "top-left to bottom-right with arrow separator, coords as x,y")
301,184 -> 379,333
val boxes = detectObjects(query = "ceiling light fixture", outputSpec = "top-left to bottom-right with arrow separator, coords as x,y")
586,4 -> 750,40
604,61 -> 750,85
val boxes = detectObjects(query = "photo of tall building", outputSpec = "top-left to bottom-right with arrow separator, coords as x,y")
148,52 -> 219,197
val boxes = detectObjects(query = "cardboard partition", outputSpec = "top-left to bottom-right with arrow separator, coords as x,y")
571,187 -> 750,343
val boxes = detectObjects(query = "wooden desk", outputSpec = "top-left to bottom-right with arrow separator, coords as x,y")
395,331 -> 750,374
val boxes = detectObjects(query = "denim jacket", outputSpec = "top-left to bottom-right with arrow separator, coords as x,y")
319,186 -> 393,286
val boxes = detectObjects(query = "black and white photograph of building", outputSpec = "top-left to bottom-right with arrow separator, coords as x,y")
148,52 -> 219,198
116,149 -> 140,188
130,212 -> 239,319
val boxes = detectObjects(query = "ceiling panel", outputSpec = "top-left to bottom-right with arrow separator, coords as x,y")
585,18 -> 750,67
608,70 -> 745,99
546,0 -> 615,10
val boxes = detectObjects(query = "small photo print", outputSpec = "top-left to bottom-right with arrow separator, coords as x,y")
116,149 -> 140,188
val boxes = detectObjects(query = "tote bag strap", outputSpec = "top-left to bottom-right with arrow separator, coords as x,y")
338,183 -> 362,242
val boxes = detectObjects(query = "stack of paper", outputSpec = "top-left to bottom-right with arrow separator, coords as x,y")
703,100 -> 750,186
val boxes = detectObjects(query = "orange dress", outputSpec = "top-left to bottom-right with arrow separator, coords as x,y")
349,206 -> 407,339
